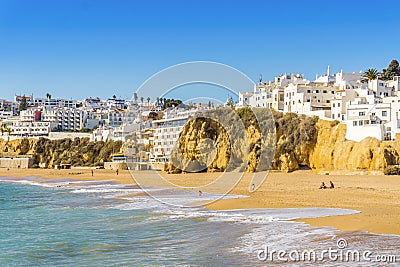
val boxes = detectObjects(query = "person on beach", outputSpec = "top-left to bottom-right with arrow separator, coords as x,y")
91,170 -> 94,176
198,190 -> 202,197
329,181 -> 334,189
251,183 -> 255,191
319,182 -> 327,189
116,169 -> 119,175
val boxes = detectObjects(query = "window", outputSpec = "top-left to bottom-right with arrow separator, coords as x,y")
359,112 -> 365,116
332,114 -> 335,119
323,90 -> 327,93
382,111 -> 387,116
316,90 -> 319,93
338,103 -> 340,107
359,120 -> 364,126
307,90 -> 311,93
353,121 -> 358,126
333,103 -> 335,107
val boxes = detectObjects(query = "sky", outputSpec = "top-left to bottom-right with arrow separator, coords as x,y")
0,0 -> 399,102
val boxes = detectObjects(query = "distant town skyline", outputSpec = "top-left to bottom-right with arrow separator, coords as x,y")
1,0 -> 399,101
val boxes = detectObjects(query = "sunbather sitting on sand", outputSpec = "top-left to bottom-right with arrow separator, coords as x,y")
319,182 -> 327,189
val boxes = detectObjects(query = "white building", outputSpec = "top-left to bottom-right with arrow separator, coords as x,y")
330,89 -> 358,121
107,110 -> 139,127
34,97 -> 77,109
106,98 -> 126,109
14,95 -> 34,106
334,70 -> 364,90
91,126 -> 113,141
0,110 -> 13,120
238,73 -> 305,110
10,121 -> 53,137
283,83 -> 335,119
20,107 -> 86,131
152,108 -> 201,160
314,65 -> 336,85
112,123 -> 140,141
83,97 -> 102,110
345,102 -> 391,141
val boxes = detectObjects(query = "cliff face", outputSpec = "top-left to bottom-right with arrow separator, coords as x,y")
167,109 -> 400,174
0,138 -> 36,156
0,137 -> 122,168
309,120 -> 400,174
166,108 -> 264,173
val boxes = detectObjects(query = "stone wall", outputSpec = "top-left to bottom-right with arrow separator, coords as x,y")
0,157 -> 34,169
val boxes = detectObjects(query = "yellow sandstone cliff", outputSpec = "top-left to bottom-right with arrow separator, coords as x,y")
310,120 -> 400,174
2,111 -> 400,174
166,110 -> 400,174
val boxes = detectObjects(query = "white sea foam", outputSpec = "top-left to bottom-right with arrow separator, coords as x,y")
70,188 -> 142,194
0,178 -> 54,188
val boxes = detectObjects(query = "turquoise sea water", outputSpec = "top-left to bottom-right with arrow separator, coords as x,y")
0,177 -> 399,266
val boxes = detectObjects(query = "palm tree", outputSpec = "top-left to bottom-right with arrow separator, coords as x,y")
156,97 -> 160,106
140,97 -> 144,106
19,95 -> 28,112
362,68 -> 379,83
133,92 -> 138,103
147,97 -> 150,107
46,93 -> 51,100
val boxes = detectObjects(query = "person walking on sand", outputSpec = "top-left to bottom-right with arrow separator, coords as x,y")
116,169 -> 119,176
329,181 -> 334,189
198,190 -> 202,197
91,170 -> 94,176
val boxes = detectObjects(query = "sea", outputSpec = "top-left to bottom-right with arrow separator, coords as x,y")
0,176 -> 399,266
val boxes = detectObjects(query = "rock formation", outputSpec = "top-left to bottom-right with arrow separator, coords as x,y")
166,108 -> 400,174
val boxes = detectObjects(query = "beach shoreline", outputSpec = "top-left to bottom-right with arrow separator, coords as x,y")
1,168 -> 399,236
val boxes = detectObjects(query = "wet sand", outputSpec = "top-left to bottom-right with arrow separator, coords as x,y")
2,168 -> 400,235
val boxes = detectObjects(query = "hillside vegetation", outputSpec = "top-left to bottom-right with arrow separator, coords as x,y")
0,137 -> 122,168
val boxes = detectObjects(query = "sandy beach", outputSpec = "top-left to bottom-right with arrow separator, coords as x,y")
2,168 -> 400,236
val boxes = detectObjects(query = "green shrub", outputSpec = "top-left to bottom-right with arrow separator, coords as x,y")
384,165 -> 400,175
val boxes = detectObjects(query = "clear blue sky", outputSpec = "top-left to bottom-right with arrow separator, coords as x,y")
0,0 -> 399,102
